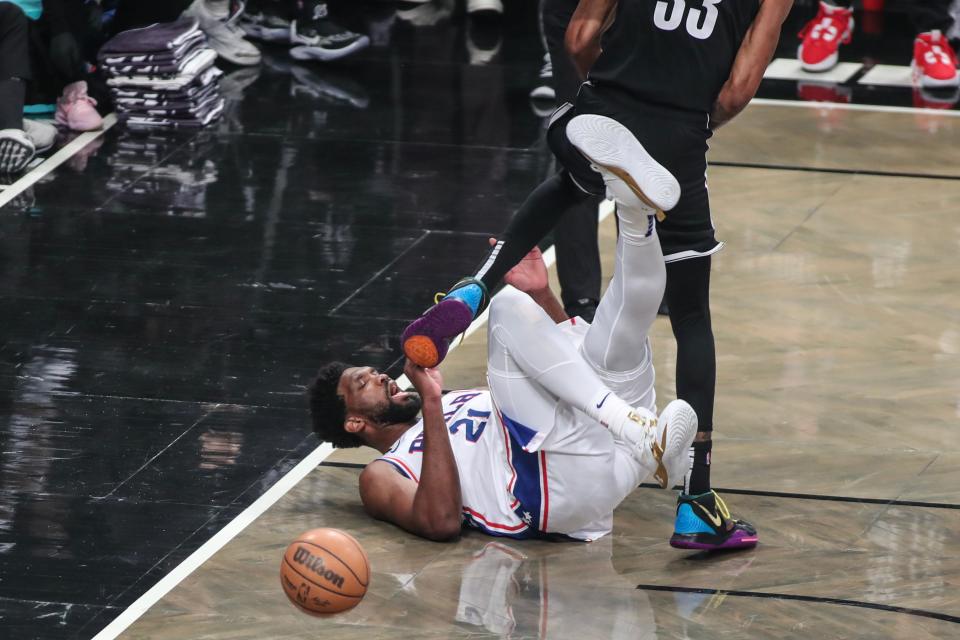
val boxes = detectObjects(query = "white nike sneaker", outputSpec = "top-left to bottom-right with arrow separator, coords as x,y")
468,0 -> 503,14
0,129 -> 36,174
566,114 -> 680,220
183,0 -> 261,66
619,400 -> 698,489
23,119 -> 57,154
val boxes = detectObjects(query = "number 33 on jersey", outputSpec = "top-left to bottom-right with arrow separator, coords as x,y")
654,0 -> 722,40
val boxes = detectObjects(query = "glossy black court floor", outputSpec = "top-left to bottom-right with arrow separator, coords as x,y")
0,2 -> 949,639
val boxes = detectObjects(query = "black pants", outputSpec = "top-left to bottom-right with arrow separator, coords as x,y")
0,3 -> 30,82
829,0 -> 953,32
541,0 -> 602,310
549,85 -> 718,260
0,3 -> 30,130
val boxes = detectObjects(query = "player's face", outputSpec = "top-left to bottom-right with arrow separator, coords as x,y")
338,366 -> 422,427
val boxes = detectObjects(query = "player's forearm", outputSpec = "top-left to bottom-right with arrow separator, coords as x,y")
710,0 -> 793,129
565,0 -> 617,79
529,287 -> 569,324
411,396 -> 463,540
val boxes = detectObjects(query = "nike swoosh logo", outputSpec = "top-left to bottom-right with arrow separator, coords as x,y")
692,501 -> 724,528
596,392 -> 611,409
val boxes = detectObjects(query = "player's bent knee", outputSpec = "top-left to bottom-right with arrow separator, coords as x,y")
489,286 -> 537,320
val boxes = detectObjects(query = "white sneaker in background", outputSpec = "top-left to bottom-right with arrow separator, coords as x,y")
467,0 -> 503,15
0,128 -> 36,174
22,119 -> 57,154
183,0 -> 262,66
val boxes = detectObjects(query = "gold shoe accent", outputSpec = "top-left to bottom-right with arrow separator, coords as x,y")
628,411 -> 670,488
651,420 -> 669,488
601,163 -> 667,222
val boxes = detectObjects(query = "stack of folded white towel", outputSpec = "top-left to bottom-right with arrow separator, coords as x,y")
98,18 -> 225,129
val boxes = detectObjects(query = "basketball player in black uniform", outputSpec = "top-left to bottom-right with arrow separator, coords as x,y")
402,0 -> 792,550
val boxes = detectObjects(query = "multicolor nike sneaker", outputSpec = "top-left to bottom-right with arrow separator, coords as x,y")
670,490 -> 758,551
401,277 -> 488,368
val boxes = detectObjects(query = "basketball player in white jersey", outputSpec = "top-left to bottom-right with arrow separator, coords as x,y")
309,121 -> 748,543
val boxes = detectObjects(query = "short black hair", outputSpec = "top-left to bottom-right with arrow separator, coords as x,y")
307,361 -> 365,449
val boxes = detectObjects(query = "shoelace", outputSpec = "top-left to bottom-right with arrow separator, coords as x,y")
711,490 -> 732,522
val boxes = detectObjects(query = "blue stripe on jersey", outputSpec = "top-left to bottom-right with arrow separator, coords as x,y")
500,410 -> 541,450
500,412 -> 545,534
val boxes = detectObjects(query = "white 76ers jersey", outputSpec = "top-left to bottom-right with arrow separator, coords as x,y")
379,390 -> 553,540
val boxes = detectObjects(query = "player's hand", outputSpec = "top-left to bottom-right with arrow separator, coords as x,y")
404,359 -> 443,400
493,238 -> 549,294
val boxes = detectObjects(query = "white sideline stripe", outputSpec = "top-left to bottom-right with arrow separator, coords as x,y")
90,442 -> 336,640
92,199 -> 615,639
0,114 -> 117,210
763,58 -> 863,83
750,97 -> 960,118
858,64 -> 915,87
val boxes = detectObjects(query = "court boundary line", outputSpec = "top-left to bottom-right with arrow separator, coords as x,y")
750,97 -> 960,117
318,463 -> 959,510
635,585 -> 960,625
89,204 -> 611,639
710,160 -> 960,182
0,114 -> 117,210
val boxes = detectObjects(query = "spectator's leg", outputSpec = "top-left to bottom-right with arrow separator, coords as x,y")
0,3 -> 31,130
543,0 -> 602,320
911,0 -> 954,33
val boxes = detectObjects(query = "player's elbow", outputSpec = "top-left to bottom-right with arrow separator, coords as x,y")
715,82 -> 753,120
420,518 -> 462,542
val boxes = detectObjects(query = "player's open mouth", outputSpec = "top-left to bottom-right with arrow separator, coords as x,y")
388,381 -> 409,402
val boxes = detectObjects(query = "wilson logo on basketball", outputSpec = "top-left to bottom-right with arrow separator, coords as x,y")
293,546 -> 346,588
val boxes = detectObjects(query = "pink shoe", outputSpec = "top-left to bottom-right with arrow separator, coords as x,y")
55,81 -> 103,132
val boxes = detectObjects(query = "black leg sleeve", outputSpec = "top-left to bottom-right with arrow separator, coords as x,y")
473,172 -> 589,291
665,256 -> 715,433
554,198 -> 601,308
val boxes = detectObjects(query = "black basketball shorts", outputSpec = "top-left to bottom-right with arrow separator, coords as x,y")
548,82 -> 722,262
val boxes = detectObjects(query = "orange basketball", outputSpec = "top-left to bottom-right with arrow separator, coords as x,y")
280,528 -> 370,615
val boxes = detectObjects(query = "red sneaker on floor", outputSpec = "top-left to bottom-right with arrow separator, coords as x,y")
798,1 -> 854,72
912,30 -> 959,88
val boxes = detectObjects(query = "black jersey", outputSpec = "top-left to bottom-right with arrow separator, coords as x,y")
588,0 -> 760,116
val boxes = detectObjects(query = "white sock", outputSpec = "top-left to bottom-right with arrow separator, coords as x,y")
588,390 -> 641,440
614,202 -> 656,244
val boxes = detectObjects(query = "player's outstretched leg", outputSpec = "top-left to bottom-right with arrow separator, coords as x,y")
401,277 -> 489,368
568,113 -> 757,550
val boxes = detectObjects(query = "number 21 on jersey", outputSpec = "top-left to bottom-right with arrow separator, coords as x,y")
654,0 -> 721,40
408,408 -> 490,452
